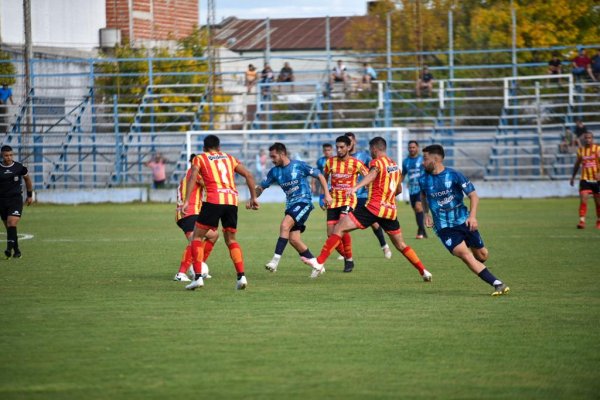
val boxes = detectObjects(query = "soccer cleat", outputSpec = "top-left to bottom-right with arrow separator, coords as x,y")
382,245 -> 392,259
343,259 -> 354,273
12,250 -> 21,259
236,275 -> 248,290
422,270 -> 432,282
265,259 -> 278,272
4,249 -> 11,259
201,262 -> 212,279
337,255 -> 345,261
577,221 -> 585,229
185,276 -> 204,290
416,234 -> 424,239
301,256 -> 325,278
174,272 -> 191,282
491,283 -> 510,296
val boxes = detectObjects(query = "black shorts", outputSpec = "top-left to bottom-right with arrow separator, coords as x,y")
196,202 -> 238,232
409,193 -> 422,208
356,197 -> 367,208
177,215 -> 197,234
327,205 -> 353,225
0,196 -> 23,221
285,202 -> 314,233
579,180 -> 600,194
437,223 -> 485,254
348,205 -> 401,234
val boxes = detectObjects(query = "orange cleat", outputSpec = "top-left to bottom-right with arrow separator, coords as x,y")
577,221 -> 585,229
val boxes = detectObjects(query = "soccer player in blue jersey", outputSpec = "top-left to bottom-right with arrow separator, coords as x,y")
257,142 -> 332,274
314,143 -> 333,209
402,141 -> 427,239
419,144 -> 509,296
345,132 -> 392,258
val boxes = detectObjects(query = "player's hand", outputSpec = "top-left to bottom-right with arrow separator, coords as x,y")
323,193 -> 333,208
181,200 -> 189,211
246,198 -> 259,210
466,215 -> 478,231
424,214 -> 434,228
346,187 -> 357,199
569,177 -> 575,187
25,197 -> 33,206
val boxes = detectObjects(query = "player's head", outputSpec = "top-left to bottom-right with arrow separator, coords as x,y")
422,144 -> 445,173
408,140 -> 419,157
368,136 -> 387,158
203,135 -> 220,151
1,145 -> 13,165
335,135 -> 352,159
344,132 -> 357,152
268,142 -> 288,166
322,143 -> 333,158
188,153 -> 196,164
581,131 -> 593,146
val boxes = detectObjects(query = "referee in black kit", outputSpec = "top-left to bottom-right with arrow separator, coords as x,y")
0,145 -> 33,258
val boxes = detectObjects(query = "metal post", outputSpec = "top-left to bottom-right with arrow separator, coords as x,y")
511,6 -> 517,77
113,94 -> 121,184
535,82 -> 545,176
326,16 -> 332,128
386,12 -> 392,83
265,18 -> 271,65
448,11 -> 454,81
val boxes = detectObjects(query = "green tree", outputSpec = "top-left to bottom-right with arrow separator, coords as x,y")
0,50 -> 17,86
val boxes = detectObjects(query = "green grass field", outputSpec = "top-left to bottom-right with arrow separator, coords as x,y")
0,199 -> 598,399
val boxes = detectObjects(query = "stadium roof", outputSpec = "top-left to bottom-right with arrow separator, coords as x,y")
213,16 -> 369,52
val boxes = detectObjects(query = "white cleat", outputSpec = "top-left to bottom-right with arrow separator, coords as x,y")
174,272 -> 191,282
201,262 -> 212,279
236,275 -> 248,290
301,257 -> 325,278
185,276 -> 204,290
382,245 -> 392,259
337,255 -> 344,261
422,270 -> 432,282
265,259 -> 278,272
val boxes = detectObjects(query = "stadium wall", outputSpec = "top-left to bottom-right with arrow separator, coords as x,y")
35,181 -> 578,204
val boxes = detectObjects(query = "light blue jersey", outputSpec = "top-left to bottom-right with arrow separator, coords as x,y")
261,160 -> 320,208
316,156 -> 328,175
402,155 -> 424,195
351,150 -> 371,199
418,167 -> 476,231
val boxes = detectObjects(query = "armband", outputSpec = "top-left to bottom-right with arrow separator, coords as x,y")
27,191 -> 33,198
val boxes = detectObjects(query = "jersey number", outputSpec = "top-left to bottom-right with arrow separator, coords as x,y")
217,160 -> 230,184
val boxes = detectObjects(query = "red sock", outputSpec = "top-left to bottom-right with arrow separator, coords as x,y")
335,241 -> 346,259
401,246 -> 425,275
228,242 -> 244,274
579,202 -> 587,217
342,233 -> 352,259
191,239 -> 205,275
203,240 -> 215,262
178,244 -> 192,274
317,234 -> 342,264
595,198 -> 600,218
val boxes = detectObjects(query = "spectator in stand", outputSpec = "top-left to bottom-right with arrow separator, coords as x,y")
330,60 -> 348,89
145,153 -> 167,189
260,64 -> 274,95
574,120 -> 589,141
245,64 -> 257,94
416,65 -> 434,97
277,62 -> 294,83
256,148 -> 268,181
591,48 -> 600,81
548,53 -> 563,75
571,48 -> 596,81
559,127 -> 579,154
0,83 -> 14,133
361,62 -> 377,91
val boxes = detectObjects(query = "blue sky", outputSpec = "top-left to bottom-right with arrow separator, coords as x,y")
205,0 -> 368,24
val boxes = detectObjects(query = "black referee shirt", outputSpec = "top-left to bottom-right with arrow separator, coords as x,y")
0,162 -> 28,198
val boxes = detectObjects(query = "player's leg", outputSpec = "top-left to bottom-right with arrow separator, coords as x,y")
266,214 -> 295,272
1,205 -> 9,258
593,184 -> 600,229
220,205 -> 247,290
577,183 -> 591,229
186,204 -> 219,290
471,246 -> 489,263
327,207 -> 347,260
371,223 -> 392,258
383,220 -> 431,281
412,196 -> 427,239
6,215 -> 20,258
451,241 -> 509,296
175,216 -> 196,281
288,229 -> 318,269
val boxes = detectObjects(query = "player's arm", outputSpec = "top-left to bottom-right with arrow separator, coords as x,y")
182,164 -> 199,210
570,155 -> 582,186
350,166 -> 379,195
316,173 -> 332,207
421,191 -> 434,228
235,163 -> 259,210
23,174 -> 33,206
466,190 -> 479,231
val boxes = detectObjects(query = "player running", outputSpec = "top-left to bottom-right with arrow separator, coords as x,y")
569,131 -> 600,229
345,132 -> 392,258
173,153 -> 218,282
402,140 -> 427,239
419,144 -> 509,296
258,142 -> 332,275
183,135 -> 259,290
302,137 -> 432,281
314,143 -> 333,209
323,135 -> 368,272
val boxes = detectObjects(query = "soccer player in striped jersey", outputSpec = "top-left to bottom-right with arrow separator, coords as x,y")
302,137 -> 432,281
419,144 -> 509,296
183,135 -> 259,290
345,132 -> 392,259
402,140 -> 427,239
323,135 -> 368,272
257,142 -> 332,275
173,153 -> 219,282
569,131 -> 600,229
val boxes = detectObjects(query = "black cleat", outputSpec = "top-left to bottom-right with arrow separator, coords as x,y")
343,260 -> 354,273
4,249 -> 10,259
12,250 -> 21,259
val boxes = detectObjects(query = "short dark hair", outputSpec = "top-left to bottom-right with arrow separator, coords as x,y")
269,142 -> 287,154
368,136 -> 387,150
322,143 -> 333,149
203,135 -> 220,150
423,144 -> 445,159
189,153 -> 196,163
344,132 -> 356,139
335,136 -> 351,146
408,140 -> 419,147
1,145 -> 12,153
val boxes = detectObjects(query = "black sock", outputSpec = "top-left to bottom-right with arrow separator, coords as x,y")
7,227 -> 17,252
299,249 -> 314,259
274,237 -> 289,256
478,268 -> 501,287
237,272 -> 245,279
416,211 -> 425,235
372,226 -> 386,247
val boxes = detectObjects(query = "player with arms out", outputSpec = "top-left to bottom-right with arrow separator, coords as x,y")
183,135 -> 259,290
258,142 -> 332,275
402,140 -> 427,239
345,132 -> 392,259
302,137 -> 432,281
419,144 -> 509,296
0,145 -> 33,258
323,135 -> 368,272
173,153 -> 218,282
569,131 -> 600,229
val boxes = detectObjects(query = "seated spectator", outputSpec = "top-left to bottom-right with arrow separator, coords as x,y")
416,65 -> 434,97
571,48 -> 596,81
548,53 -> 562,75
260,64 -> 274,95
361,62 -> 377,91
277,62 -> 294,83
574,119 -> 588,141
330,60 -> 348,89
591,48 -> 600,81
245,64 -> 257,94
559,128 -> 579,153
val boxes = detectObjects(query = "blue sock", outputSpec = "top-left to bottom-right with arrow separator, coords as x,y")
274,237 -> 289,256
372,226 -> 386,247
478,268 -> 500,286
299,249 -> 314,259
